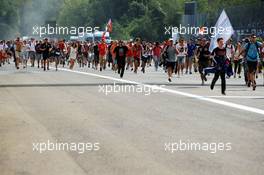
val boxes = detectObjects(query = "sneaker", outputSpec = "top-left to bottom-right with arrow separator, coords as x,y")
204,75 -> 207,81
168,78 -> 172,82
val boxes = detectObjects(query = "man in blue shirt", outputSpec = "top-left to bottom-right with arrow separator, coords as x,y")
186,39 -> 196,74
238,34 -> 263,90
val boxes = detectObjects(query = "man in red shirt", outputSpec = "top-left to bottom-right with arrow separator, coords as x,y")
126,41 -> 134,71
153,42 -> 162,71
132,38 -> 142,73
98,39 -> 107,71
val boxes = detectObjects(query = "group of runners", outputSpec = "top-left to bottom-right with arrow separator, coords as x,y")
0,34 -> 263,95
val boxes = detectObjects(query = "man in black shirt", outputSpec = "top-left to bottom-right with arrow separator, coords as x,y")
93,41 -> 99,70
210,38 -> 228,95
40,38 -> 52,71
114,40 -> 128,78
196,38 -> 211,85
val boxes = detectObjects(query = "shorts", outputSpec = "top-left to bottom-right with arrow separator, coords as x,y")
127,56 -> 134,63
247,61 -> 258,73
141,55 -> 148,63
166,61 -> 176,69
88,53 -> 94,61
22,51 -> 28,60
28,51 -> 36,59
186,55 -> 194,62
43,54 -> 49,60
134,57 -> 140,63
36,53 -> 42,60
177,56 -> 185,64
15,51 -> 22,58
198,61 -> 209,74
99,55 -> 106,65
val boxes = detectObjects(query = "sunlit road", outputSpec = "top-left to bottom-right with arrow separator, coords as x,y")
0,63 -> 264,175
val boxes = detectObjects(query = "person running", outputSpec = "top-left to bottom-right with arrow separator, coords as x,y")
98,39 -> 107,71
225,39 -> 235,78
186,39 -> 196,74
58,39 -> 67,67
40,38 -> 52,71
15,37 -> 23,69
35,40 -> 43,68
153,42 -> 162,71
166,39 -> 178,82
126,41 -> 134,71
0,41 -> 4,67
114,40 -> 128,78
210,38 -> 228,95
21,40 -> 30,69
107,41 -> 113,68
196,38 -> 210,85
88,42 -> 94,68
93,41 -> 99,70
176,38 -> 187,77
28,38 -> 36,67
52,42 -> 61,71
233,41 -> 243,78
110,40 -> 117,71
69,42 -> 77,70
237,34 -> 264,90
141,42 -> 149,74
132,38 -> 142,74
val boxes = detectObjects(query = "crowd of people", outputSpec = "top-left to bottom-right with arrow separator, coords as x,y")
0,34 -> 263,95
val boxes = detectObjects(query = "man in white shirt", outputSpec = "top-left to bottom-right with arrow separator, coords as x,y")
176,38 -> 188,77
29,38 -> 36,67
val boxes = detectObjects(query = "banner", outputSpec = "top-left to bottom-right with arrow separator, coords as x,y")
209,10 -> 234,52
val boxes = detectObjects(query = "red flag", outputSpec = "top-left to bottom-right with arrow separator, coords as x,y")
106,19 -> 112,33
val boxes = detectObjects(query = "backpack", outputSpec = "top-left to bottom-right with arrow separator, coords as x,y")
245,42 -> 260,59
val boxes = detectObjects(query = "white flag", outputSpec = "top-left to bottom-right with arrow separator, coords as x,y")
209,10 -> 234,52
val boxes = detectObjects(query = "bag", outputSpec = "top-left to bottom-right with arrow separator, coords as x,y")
245,42 -> 260,60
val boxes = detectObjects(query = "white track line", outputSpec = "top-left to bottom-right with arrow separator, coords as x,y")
206,96 -> 264,99
56,67 -> 264,116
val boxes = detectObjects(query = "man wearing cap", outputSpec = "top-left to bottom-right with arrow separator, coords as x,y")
238,34 -> 264,90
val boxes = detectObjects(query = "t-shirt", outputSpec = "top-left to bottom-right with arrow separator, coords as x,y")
29,42 -> 36,52
98,43 -> 107,56
41,43 -> 51,57
133,45 -> 142,59
225,44 -> 234,59
35,43 -> 42,54
166,45 -> 177,62
126,45 -> 133,57
187,43 -> 196,57
197,45 -> 210,62
153,46 -> 162,57
244,42 -> 262,61
211,47 -> 226,66
114,46 -> 128,64
93,45 -> 99,55
176,43 -> 187,57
